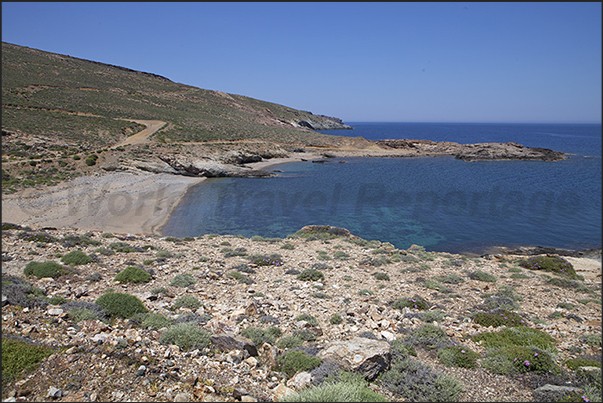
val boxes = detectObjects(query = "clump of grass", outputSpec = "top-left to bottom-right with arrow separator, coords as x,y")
159,323 -> 211,351
333,250 -> 350,260
312,292 -> 331,299
108,242 -> 144,253
278,350 -> 322,377
403,323 -> 453,351
468,270 -> 497,282
358,289 -> 374,296
329,314 -> 343,325
564,357 -> 602,370
95,292 -> 147,319
17,231 -> 58,244
280,243 -> 295,250
114,266 -> 151,283
520,255 -> 579,279
2,337 -> 56,386
280,370 -> 389,402
580,333 -> 602,347
482,346 -> 558,375
171,295 -> 202,311
437,274 -> 465,284
373,272 -> 390,281
392,295 -> 430,311
297,268 -> 325,281
222,247 -> 247,257
277,336 -> 304,349
169,273 -> 196,288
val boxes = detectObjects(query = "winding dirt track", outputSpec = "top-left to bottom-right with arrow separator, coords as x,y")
111,119 -> 166,148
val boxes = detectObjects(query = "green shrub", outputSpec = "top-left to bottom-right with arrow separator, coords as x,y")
114,266 -> 151,283
280,371 -> 388,402
68,307 -> 102,323
169,273 -> 196,287
108,242 -> 143,253
222,247 -> 247,257
297,268 -> 325,281
557,302 -> 577,310
358,289 -> 374,296
390,338 -> 417,362
329,314 -> 343,325
581,333 -> 602,347
280,243 -> 295,250
294,314 -> 319,327
94,247 -> 115,256
437,345 -> 479,368
138,312 -> 173,330
2,337 -> 56,385
278,350 -> 322,377
23,261 -> 68,278
520,256 -> 578,279
392,295 -> 430,311
95,292 -> 147,319
482,346 -> 557,375
437,274 -> 465,284
249,253 -> 283,266
159,323 -> 211,351
277,336 -> 304,349
546,276 -> 591,292
312,292 -> 331,299
85,154 -> 98,166
293,329 -> 317,342
420,310 -> 447,323
424,279 -> 449,293
380,357 -> 464,402
101,232 -> 115,238
468,270 -> 497,282
472,310 -> 527,328
373,272 -> 390,281
472,326 -> 556,351
17,231 -> 58,243
171,295 -> 202,311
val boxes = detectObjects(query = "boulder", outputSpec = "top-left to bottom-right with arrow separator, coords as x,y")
533,384 -> 585,402
316,337 -> 391,380
209,332 -> 258,357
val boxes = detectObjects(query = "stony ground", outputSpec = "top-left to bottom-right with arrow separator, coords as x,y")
1,225 -> 601,402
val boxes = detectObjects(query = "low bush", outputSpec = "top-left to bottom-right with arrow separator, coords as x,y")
482,346 -> 558,375
358,289 -> 374,296
2,337 -> 56,386
95,292 -> 147,319
169,273 -> 196,288
277,336 -> 304,349
171,295 -> 202,311
278,350 -> 322,377
403,323 -> 452,351
137,312 -> 173,330
472,310 -> 528,328
390,338 -> 417,362
380,356 -> 464,402
293,329 -> 317,342
114,266 -> 151,283
437,345 -> 480,368
249,253 -> 283,266
373,272 -> 390,281
108,242 -> 144,253
297,268 -> 324,281
222,247 -> 247,257
437,274 -> 465,284
329,314 -> 343,325
392,295 -> 430,311
472,327 -> 557,351
468,270 -> 497,282
17,231 -> 58,244
294,314 -> 319,327
159,323 -> 211,351
520,255 -> 579,279
280,243 -> 295,250
580,333 -> 602,347
61,301 -> 107,321
564,357 -> 602,370
23,261 -> 70,278
333,250 -> 350,260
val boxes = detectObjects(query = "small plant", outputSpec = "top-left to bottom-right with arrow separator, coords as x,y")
358,289 -> 374,296
472,310 -> 528,328
333,250 -> 350,260
471,327 -> 556,351
437,345 -> 479,368
280,243 -> 295,250
171,295 -> 202,311
557,302 -> 577,310
222,247 -> 247,257
580,333 -> 602,347
249,253 -> 283,266
392,295 -> 430,311
373,272 -> 390,281
17,231 -> 58,244
297,268 -> 325,281
170,273 -> 196,288
95,292 -> 148,319
227,271 -> 243,280
483,346 -> 558,375
437,274 -> 465,284
564,357 -> 602,370
277,336 -> 304,349
294,314 -> 319,327
278,350 -> 322,377
114,266 -> 151,283
85,154 -> 98,166
155,249 -> 172,259
468,270 -> 497,282
138,312 -> 173,330
159,323 -> 211,351
329,314 -> 343,325
403,323 -> 452,351
68,307 -> 102,322
520,255 -> 579,279
312,292 -> 331,299
241,327 -> 281,346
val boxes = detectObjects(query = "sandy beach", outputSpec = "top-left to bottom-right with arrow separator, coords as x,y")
1,154 -> 319,236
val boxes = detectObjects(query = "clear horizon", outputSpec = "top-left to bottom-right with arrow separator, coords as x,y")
2,2 -> 601,124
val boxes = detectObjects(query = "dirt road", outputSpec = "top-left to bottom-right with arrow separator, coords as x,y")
111,119 -> 166,148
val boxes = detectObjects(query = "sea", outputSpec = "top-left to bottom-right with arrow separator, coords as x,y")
162,122 -> 602,254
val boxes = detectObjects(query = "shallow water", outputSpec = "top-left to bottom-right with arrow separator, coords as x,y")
162,123 -> 602,254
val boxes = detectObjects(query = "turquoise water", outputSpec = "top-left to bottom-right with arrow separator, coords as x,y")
162,123 -> 602,254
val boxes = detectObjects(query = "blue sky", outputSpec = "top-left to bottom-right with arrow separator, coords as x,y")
2,2 -> 601,123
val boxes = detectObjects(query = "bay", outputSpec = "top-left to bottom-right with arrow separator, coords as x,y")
162,123 -> 602,254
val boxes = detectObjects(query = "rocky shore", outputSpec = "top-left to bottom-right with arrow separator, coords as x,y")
1,224 -> 601,402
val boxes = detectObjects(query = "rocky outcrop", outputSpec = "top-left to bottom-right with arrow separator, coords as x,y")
317,337 -> 392,380
289,112 -> 353,131
376,139 -> 567,161
156,155 -> 274,178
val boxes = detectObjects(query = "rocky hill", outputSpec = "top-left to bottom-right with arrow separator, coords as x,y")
1,224 -> 601,402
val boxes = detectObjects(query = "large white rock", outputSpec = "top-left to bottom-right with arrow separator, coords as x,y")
317,337 -> 391,380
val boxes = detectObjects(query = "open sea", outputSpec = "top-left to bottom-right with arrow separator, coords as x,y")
162,123 -> 602,254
